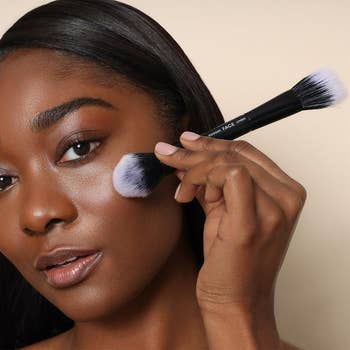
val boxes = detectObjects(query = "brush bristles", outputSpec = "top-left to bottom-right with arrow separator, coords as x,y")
292,68 -> 347,109
113,154 -> 151,198
113,152 -> 168,198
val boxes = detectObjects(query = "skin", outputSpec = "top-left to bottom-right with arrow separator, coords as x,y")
0,48 -> 303,350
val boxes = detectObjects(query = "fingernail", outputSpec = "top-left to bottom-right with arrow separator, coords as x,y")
155,142 -> 178,155
181,131 -> 200,141
174,183 -> 181,199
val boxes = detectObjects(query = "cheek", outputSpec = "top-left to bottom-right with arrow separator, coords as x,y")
0,231 -> 32,279
44,169 -> 183,321
72,160 -> 181,248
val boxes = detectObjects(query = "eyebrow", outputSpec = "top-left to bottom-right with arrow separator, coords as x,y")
29,97 -> 117,132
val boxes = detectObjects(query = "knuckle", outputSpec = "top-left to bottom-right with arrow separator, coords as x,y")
238,231 -> 257,247
265,206 -> 285,232
175,148 -> 192,162
229,140 -> 252,153
243,221 -> 258,239
214,151 -> 237,164
231,220 -> 258,247
226,164 -> 248,179
260,231 -> 275,246
179,171 -> 189,184
285,191 -> 305,219
198,136 -> 214,151
206,167 -> 217,183
196,280 -> 236,306
297,184 -> 308,203
289,180 -> 307,203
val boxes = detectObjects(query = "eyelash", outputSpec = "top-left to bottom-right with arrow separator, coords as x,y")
0,137 -> 104,192
57,136 -> 103,165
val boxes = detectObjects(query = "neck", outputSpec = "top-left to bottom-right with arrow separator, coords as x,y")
62,231 -> 208,350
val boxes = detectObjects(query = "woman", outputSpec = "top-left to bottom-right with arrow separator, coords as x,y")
0,0 -> 305,349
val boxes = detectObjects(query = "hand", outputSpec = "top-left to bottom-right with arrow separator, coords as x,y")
154,131 -> 307,315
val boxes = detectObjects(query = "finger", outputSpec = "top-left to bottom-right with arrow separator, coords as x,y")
230,141 -> 307,201
205,169 -> 286,255
154,141 -> 216,171
179,132 -> 306,201
180,132 -> 288,182
202,165 -> 257,256
204,181 -> 223,203
175,153 -> 303,223
175,159 -> 208,203
233,153 -> 305,223
203,163 -> 286,234
251,183 -> 288,244
210,165 -> 257,217
175,169 -> 186,180
176,162 -> 256,217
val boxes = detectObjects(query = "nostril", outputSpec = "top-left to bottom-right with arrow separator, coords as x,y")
45,218 -> 63,231
23,218 -> 66,236
23,228 -> 36,236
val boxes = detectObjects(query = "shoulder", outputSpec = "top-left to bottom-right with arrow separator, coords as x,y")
16,329 -> 71,350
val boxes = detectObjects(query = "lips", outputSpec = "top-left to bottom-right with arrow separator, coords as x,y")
43,251 -> 103,288
35,248 -> 100,271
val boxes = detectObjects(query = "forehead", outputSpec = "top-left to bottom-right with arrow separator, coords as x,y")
0,49 -> 120,132
0,47 -> 135,90
0,47 -> 157,122
0,48 -> 166,153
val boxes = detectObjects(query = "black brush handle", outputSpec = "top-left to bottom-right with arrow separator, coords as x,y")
171,88 -> 302,149
159,88 -> 303,176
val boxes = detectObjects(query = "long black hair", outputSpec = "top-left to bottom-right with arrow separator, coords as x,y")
0,0 -> 225,348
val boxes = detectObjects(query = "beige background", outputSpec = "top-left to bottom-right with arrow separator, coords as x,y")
1,1 -> 349,349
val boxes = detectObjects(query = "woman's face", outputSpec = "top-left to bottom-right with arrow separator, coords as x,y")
0,49 -> 186,321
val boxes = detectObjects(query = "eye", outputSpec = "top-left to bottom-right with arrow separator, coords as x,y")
59,138 -> 102,164
0,137 -> 104,193
0,175 -> 17,192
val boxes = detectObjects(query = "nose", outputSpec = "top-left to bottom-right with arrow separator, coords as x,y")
19,174 -> 78,235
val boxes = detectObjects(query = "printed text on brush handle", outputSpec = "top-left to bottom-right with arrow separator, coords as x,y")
200,89 -> 302,141
202,115 -> 251,139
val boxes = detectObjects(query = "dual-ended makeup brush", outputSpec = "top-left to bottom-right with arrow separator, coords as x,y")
113,68 -> 347,198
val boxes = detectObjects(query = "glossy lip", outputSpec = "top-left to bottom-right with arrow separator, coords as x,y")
43,251 -> 103,288
35,248 -> 100,271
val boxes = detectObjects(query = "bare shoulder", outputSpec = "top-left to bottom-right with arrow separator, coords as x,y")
16,329 -> 71,350
282,339 -> 303,350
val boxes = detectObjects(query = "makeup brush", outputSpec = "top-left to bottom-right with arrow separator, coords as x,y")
113,68 -> 347,198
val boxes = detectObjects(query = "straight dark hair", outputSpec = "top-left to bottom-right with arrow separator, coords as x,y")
0,0 -> 225,348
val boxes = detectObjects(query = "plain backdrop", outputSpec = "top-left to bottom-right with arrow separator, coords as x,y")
1,1 -> 349,349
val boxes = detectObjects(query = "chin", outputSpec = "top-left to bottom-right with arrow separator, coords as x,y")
36,259 -> 161,323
